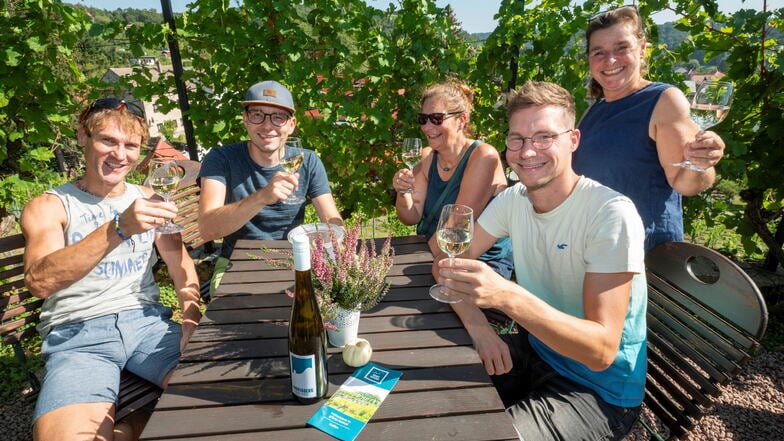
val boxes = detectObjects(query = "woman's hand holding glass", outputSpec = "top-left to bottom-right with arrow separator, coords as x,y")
672,80 -> 733,172
398,138 -> 422,194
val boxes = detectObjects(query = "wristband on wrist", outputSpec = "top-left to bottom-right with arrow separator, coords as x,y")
114,213 -> 136,251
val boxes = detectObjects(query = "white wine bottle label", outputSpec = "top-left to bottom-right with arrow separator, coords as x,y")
290,352 -> 318,398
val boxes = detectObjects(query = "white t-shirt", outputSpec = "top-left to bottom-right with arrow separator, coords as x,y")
479,176 -> 648,407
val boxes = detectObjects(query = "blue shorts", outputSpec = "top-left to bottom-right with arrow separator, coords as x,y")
33,304 -> 182,422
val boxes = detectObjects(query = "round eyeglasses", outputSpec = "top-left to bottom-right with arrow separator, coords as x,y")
505,129 -> 573,151
246,109 -> 292,127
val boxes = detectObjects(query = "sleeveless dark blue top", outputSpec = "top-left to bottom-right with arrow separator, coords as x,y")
417,142 -> 512,268
573,82 -> 682,251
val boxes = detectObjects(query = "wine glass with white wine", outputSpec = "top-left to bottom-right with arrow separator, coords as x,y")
280,137 -> 306,205
671,80 -> 733,172
148,158 -> 185,234
429,204 -> 473,303
400,138 -> 422,194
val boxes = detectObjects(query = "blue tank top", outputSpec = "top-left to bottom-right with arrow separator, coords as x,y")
417,141 -> 511,265
574,82 -> 682,251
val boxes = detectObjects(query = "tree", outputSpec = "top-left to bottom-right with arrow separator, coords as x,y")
0,0 -> 93,218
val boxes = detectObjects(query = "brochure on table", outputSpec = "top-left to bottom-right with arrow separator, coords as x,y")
308,362 -> 402,441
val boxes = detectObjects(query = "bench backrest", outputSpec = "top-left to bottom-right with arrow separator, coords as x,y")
643,242 -> 768,440
159,159 -> 210,253
0,233 -> 41,348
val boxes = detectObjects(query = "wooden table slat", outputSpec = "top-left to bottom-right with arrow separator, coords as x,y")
189,313 -> 464,342
157,364 -> 493,410
170,346 -> 484,384
142,412 -> 517,441
142,387 -> 512,440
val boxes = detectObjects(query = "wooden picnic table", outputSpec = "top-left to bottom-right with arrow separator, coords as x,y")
140,235 -> 517,440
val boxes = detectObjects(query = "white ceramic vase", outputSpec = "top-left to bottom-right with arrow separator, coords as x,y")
327,306 -> 360,348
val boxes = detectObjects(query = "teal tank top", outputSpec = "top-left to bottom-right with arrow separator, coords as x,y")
417,141 -> 512,266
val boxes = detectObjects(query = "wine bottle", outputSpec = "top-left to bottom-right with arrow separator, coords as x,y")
288,235 -> 328,403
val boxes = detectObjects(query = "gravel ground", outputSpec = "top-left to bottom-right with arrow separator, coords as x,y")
1,349 -> 781,441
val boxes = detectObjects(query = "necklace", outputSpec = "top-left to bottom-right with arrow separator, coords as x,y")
74,179 -> 124,198
438,141 -> 471,172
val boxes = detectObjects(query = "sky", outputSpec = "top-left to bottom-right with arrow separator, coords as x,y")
69,0 -> 767,34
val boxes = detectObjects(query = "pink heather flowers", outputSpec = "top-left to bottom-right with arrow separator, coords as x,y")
311,221 -> 394,312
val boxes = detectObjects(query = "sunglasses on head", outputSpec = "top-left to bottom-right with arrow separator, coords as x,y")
79,98 -> 144,123
416,111 -> 463,126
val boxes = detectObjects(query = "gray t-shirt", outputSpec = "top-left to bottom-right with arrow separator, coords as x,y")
37,182 -> 160,335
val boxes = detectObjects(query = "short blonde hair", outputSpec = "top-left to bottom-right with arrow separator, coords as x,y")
506,81 -> 576,126
78,100 -> 149,145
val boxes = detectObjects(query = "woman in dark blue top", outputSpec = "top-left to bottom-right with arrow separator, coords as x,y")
573,6 -> 726,251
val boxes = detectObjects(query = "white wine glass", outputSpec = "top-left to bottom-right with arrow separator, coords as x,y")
400,138 -> 422,194
280,137 -> 306,205
148,158 -> 185,234
671,80 -> 733,172
429,204 -> 473,303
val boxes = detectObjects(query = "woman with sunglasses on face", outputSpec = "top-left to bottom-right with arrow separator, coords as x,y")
393,79 -> 515,358
573,6 -> 725,252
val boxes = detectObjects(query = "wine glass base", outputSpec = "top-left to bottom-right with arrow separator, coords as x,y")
156,222 -> 185,234
670,161 -> 706,172
281,194 -> 305,205
429,284 -> 461,304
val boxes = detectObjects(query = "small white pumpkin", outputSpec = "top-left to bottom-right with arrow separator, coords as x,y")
342,338 -> 373,367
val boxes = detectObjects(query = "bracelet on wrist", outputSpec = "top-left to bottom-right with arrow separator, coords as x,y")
114,213 -> 136,251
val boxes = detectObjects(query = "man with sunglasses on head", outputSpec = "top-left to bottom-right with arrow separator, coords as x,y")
21,98 -> 201,441
437,81 -> 647,441
198,80 -> 342,297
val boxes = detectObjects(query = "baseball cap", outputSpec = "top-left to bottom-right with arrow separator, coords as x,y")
240,80 -> 295,113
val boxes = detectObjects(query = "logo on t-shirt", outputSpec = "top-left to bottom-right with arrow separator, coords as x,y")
556,243 -> 568,250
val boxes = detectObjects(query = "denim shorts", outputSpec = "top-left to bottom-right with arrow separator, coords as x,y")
33,304 -> 182,422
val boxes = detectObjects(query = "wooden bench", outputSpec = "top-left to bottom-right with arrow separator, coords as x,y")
640,241 -> 768,440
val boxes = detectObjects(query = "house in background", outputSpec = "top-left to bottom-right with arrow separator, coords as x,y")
100,55 -> 185,141
684,69 -> 726,94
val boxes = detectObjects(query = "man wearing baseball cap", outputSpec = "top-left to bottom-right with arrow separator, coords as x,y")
198,80 -> 342,296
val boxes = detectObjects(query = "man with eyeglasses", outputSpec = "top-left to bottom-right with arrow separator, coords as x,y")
198,80 -> 342,297
438,81 -> 647,440
22,98 -> 201,440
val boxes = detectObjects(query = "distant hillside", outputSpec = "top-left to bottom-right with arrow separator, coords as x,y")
466,32 -> 492,43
